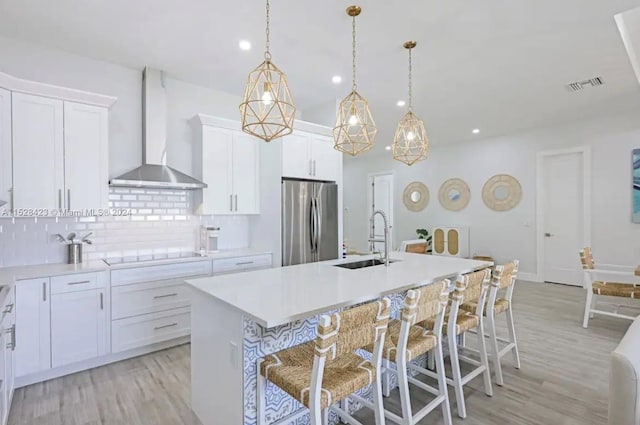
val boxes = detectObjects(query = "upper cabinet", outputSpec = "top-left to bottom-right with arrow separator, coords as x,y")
63,102 -> 109,210
282,130 -> 341,182
194,116 -> 260,215
0,89 -> 11,215
0,71 -> 116,215
12,93 -> 65,210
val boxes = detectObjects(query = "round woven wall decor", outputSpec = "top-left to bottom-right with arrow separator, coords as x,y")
438,178 -> 471,211
482,174 -> 522,211
403,182 -> 429,212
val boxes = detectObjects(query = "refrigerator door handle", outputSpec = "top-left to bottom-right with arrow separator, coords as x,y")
315,196 -> 321,258
309,198 -> 316,253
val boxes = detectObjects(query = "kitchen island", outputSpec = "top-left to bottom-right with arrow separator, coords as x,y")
186,252 -> 492,425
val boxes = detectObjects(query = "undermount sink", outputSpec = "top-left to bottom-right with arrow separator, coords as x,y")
334,259 -> 397,270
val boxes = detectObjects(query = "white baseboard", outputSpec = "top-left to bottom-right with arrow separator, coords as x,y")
518,272 -> 541,282
15,336 -> 190,388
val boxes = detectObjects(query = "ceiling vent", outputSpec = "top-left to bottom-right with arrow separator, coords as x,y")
566,77 -> 605,92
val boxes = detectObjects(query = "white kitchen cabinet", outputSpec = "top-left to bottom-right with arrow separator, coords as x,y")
11,93 -> 64,211
0,88 -> 11,215
196,120 -> 260,215
63,102 -> 109,210
51,289 -> 106,368
281,133 -> 311,179
282,130 -> 340,182
14,278 -> 51,378
1,289 -> 15,425
231,132 -> 260,214
309,134 -> 340,182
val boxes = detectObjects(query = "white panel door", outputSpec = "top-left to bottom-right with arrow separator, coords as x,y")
12,93 -> 64,211
369,174 -> 394,253
201,126 -> 233,214
63,102 -> 109,210
15,278 -> 51,377
50,289 -> 106,368
0,89 -> 11,214
232,132 -> 260,214
542,152 -> 585,285
310,135 -> 340,182
282,133 -> 311,179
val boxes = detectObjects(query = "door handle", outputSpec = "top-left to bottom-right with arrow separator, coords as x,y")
544,233 -> 554,237
310,198 -> 317,252
309,160 -> 313,176
313,160 -> 317,177
100,292 -> 104,310
230,194 -> 233,212
58,189 -> 62,210
234,194 -> 238,212
8,188 -> 13,213
42,282 -> 47,302
67,189 -> 71,210
314,197 -> 321,254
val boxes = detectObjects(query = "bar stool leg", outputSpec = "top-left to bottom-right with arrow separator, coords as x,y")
448,330 -> 466,419
435,342 -> 453,425
382,359 -> 392,397
476,321 -> 494,397
310,401 -> 322,425
506,306 -> 521,369
256,359 -> 266,425
583,290 -> 593,328
321,408 -> 329,425
372,368 -> 387,425
396,355 -> 412,425
487,313 -> 503,386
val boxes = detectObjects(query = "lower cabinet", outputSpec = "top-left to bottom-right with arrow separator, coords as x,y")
111,307 -> 190,353
1,289 -> 15,425
51,289 -> 107,368
14,278 -> 50,377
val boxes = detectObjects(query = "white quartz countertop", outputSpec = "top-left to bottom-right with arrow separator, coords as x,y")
186,253 -> 492,328
0,261 -> 110,286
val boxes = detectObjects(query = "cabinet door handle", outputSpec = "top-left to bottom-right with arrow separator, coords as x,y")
10,324 -> 15,351
67,189 -> 71,210
3,304 -> 13,314
236,261 -> 254,266
100,292 -> 104,310
154,293 -> 178,299
230,194 -> 233,212
154,323 -> 178,330
58,189 -> 62,209
42,282 -> 47,302
313,160 -> 317,176
234,194 -> 238,212
67,280 -> 91,286
8,188 -> 13,212
309,160 -> 313,176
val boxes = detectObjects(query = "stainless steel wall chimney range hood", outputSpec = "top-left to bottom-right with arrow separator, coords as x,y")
109,68 -> 207,190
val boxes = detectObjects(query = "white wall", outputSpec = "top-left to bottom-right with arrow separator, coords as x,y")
344,111 -> 640,278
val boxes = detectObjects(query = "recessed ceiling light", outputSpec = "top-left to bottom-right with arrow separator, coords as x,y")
472,128 -> 480,134
239,40 -> 251,51
385,145 -> 391,151
332,75 -> 342,84
397,100 -> 406,107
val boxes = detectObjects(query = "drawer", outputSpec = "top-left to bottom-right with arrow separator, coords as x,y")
50,272 -> 102,294
212,254 -> 272,274
112,280 -> 191,320
111,260 -> 212,287
111,307 -> 190,353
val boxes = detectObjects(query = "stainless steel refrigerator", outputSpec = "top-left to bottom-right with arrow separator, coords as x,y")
282,179 -> 339,266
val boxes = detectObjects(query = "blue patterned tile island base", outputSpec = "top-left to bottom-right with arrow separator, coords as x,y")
242,291 -> 430,425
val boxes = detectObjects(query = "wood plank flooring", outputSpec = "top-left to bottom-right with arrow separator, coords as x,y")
9,281 -> 628,425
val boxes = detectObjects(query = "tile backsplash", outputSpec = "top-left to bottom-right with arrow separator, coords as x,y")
0,188 -> 250,267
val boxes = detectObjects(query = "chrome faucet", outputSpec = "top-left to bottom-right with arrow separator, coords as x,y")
368,209 -> 390,267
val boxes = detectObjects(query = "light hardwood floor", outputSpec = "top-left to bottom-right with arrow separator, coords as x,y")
9,281 -> 628,425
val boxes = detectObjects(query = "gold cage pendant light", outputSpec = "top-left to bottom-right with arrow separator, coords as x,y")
393,41 -> 429,166
333,5 -> 377,156
239,0 -> 296,142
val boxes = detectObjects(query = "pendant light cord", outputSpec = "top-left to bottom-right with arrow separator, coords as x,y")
352,15 -> 357,91
408,47 -> 413,111
265,0 -> 271,60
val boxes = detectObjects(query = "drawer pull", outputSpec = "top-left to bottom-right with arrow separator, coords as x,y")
154,293 -> 178,299
154,323 -> 178,330
3,304 -> 13,314
67,280 -> 91,286
236,261 -> 255,266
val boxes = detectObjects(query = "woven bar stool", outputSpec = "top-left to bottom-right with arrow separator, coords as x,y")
363,280 -> 452,425
256,298 -> 391,425
460,261 -> 520,387
424,269 -> 493,419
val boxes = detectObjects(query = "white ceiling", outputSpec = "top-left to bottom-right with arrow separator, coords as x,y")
2,0 -> 640,153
